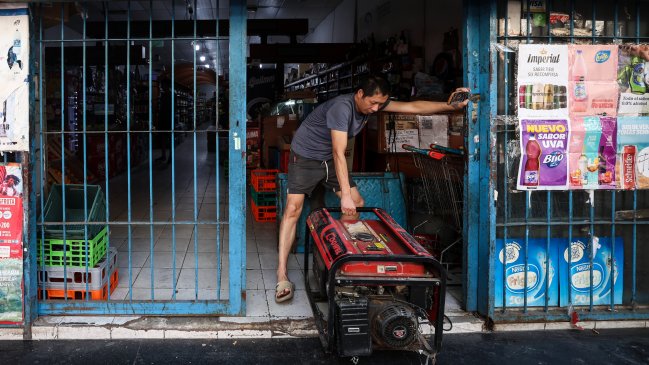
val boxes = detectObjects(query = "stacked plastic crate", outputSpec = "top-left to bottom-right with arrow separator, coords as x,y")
37,185 -> 118,300
249,169 -> 278,222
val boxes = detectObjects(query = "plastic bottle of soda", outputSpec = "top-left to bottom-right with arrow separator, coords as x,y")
573,50 -> 588,112
524,133 -> 541,186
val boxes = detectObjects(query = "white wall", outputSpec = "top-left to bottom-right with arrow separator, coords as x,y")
304,0 -> 355,43
305,0 -> 464,72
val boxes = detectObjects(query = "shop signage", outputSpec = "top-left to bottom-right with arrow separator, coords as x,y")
0,163 -> 23,325
516,44 -> 649,190
0,5 -> 29,152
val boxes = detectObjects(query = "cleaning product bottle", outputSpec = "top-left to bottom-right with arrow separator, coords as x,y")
630,56 -> 647,94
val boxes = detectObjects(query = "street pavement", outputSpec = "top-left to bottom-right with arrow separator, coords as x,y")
0,328 -> 648,364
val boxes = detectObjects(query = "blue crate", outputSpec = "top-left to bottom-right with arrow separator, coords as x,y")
40,184 -> 106,239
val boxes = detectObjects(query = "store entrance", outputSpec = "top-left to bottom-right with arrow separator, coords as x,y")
33,1 -> 247,316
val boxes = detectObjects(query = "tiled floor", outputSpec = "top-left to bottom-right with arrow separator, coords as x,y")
84,126 -> 463,320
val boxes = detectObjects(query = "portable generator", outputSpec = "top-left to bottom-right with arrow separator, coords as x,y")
303,207 -> 447,359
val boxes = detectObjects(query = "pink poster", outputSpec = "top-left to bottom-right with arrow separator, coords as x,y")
568,116 -> 617,190
0,163 -> 23,325
568,45 -> 619,117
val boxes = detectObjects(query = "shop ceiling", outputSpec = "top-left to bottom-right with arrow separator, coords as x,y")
45,0 -> 347,73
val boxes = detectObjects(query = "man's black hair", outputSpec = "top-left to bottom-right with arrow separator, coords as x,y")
355,75 -> 390,97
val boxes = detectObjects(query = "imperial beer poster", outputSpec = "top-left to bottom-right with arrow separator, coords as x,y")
616,117 -> 649,190
617,46 -> 649,115
517,119 -> 570,190
0,163 -> 23,324
0,5 -> 29,152
517,44 -> 569,119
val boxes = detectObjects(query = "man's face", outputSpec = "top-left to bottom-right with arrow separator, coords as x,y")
5,178 -> 14,187
355,90 -> 389,115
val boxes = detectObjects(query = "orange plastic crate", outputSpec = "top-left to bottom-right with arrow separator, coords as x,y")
41,270 -> 118,300
250,199 -> 277,222
250,169 -> 279,192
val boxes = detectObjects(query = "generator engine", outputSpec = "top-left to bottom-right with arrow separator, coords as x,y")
304,208 -> 447,358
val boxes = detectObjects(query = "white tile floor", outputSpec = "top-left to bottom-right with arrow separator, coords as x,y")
88,127 -> 464,320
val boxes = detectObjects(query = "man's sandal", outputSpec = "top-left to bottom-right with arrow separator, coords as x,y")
275,280 -> 295,303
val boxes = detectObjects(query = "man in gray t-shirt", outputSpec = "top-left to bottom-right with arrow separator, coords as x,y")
275,75 -> 469,303
291,93 -> 369,161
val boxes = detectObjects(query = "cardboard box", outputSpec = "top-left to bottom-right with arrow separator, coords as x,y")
494,238 -> 559,307
262,115 -> 299,168
417,115 -> 448,149
367,112 -> 419,153
449,132 -> 464,150
559,237 -> 623,306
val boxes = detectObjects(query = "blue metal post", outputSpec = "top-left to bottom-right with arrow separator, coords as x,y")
228,0 -> 247,315
463,0 -> 497,315
25,4 -> 39,337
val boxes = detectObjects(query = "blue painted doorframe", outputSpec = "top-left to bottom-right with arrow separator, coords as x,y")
462,0 -> 497,314
23,0 -> 248,324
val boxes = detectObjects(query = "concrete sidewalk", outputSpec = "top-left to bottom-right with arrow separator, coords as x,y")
1,328 -> 648,364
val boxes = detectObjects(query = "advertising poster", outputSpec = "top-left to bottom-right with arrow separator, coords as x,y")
568,116 -> 617,190
517,44 -> 569,119
0,163 -> 23,243
559,237 -> 623,306
495,238 -> 558,308
0,5 -> 29,151
0,162 -> 23,325
0,245 -> 22,324
518,119 -> 570,190
616,116 -> 649,189
568,45 -> 619,117
617,45 -> 649,115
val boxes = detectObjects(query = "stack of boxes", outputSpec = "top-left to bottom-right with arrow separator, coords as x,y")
249,169 -> 279,222
37,184 -> 118,300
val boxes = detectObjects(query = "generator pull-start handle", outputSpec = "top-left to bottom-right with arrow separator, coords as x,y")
325,207 -> 376,213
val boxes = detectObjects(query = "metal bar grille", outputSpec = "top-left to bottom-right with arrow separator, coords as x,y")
32,0 -> 246,316
491,0 -> 649,322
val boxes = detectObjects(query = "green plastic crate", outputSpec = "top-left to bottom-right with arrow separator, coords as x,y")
37,226 -> 108,268
249,186 -> 276,206
40,184 -> 106,239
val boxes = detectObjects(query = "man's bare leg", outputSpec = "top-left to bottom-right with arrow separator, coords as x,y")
337,187 -> 364,221
276,193 -> 305,299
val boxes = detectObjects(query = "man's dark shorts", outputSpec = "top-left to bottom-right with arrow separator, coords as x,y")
287,150 -> 356,196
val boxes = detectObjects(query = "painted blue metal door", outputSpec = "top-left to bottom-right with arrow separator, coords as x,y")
465,0 -> 649,323
27,0 -> 247,317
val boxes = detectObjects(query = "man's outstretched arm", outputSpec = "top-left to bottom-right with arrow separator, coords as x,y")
382,87 -> 471,114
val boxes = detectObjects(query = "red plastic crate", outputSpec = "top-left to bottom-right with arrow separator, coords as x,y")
250,169 -> 279,192
40,270 -> 118,300
250,199 -> 277,222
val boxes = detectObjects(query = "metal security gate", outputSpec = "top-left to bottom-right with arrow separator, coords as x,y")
464,0 -> 649,322
27,0 -> 247,317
